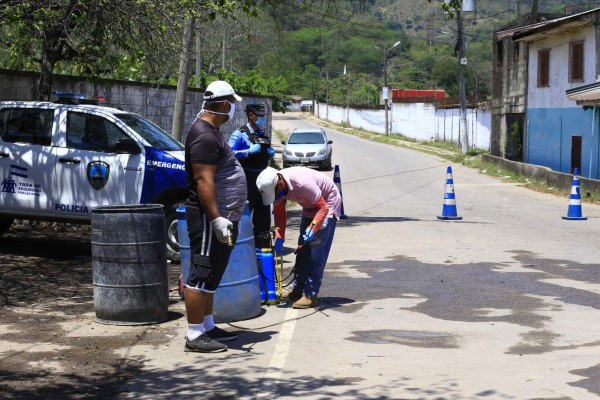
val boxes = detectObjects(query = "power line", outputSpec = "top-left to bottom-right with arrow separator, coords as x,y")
271,4 -> 396,37
281,3 -> 375,29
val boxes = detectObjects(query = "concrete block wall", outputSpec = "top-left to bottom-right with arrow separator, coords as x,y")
0,71 -> 35,100
394,103 -> 437,141
435,107 -> 491,150
316,101 -> 492,150
0,69 -> 272,142
482,154 -> 600,196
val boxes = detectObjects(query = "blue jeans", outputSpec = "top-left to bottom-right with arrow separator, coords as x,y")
293,217 -> 337,298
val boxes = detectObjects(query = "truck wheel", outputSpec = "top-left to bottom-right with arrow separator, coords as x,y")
0,217 -> 14,236
165,202 -> 184,263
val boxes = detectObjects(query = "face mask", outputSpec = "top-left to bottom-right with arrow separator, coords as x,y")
195,101 -> 207,120
274,188 -> 287,203
226,101 -> 236,121
201,100 -> 235,121
255,117 -> 267,131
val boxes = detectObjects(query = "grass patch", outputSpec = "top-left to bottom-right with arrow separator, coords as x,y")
273,128 -> 287,145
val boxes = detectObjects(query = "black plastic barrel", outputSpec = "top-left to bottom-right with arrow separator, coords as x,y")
91,204 -> 169,325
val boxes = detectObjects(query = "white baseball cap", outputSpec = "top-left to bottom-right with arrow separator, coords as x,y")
256,167 -> 280,205
204,80 -> 242,101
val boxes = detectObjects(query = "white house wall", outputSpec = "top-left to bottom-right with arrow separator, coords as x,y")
315,102 -> 491,150
526,24 -> 600,178
527,24 -> 596,109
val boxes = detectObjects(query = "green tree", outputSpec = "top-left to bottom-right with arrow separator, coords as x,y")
340,37 -> 380,74
217,69 -> 289,112
431,57 -> 459,97
466,41 -> 492,100
0,0 -> 192,99
0,0 -> 325,100
287,28 -> 328,69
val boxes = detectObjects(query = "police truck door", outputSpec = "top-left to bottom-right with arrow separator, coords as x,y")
0,106 -> 56,213
53,110 -> 143,218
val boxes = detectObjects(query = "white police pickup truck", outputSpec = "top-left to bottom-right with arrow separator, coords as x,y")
0,101 -> 188,261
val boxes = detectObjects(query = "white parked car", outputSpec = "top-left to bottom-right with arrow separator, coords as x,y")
0,101 -> 188,260
281,128 -> 333,170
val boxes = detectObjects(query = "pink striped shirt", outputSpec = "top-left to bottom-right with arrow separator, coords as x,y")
278,167 -> 342,219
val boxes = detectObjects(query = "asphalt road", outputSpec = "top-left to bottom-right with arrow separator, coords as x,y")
121,113 -> 600,399
2,112 -> 600,399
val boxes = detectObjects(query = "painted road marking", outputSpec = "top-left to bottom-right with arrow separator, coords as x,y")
256,307 -> 299,399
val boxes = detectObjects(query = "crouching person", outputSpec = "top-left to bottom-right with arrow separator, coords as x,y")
256,166 -> 342,309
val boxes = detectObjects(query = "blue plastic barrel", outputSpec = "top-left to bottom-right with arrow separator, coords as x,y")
178,203 -> 262,322
214,204 -> 262,322
176,206 -> 191,299
257,248 -> 277,304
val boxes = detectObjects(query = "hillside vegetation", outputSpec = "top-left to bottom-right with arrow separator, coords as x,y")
0,0 -> 598,106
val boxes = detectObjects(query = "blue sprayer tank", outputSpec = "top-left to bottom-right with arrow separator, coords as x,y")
257,248 -> 277,304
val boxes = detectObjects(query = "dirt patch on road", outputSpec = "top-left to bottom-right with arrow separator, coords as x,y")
0,223 -> 184,399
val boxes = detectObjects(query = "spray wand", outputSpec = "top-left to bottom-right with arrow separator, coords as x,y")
226,211 -> 234,247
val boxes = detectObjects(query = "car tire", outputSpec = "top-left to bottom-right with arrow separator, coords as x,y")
0,217 -> 14,236
319,161 -> 332,171
165,201 -> 185,263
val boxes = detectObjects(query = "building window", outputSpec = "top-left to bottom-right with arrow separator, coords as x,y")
496,41 -> 504,68
513,43 -> 520,64
569,40 -> 584,83
538,48 -> 550,87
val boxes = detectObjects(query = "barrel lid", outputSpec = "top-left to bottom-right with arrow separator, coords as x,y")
92,204 -> 164,213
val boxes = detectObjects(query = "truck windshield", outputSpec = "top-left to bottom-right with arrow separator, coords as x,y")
115,113 -> 183,151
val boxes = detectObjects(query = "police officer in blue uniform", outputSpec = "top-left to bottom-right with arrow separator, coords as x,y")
228,104 -> 275,248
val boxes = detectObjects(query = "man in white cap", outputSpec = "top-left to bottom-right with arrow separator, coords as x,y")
183,80 -> 247,352
256,166 -> 341,308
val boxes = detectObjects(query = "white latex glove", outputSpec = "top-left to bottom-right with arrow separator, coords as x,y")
211,217 -> 233,244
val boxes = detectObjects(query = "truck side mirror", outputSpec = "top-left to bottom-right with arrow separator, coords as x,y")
281,141 -> 286,145
115,138 -> 141,155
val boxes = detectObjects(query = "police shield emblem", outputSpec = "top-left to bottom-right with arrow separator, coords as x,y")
87,161 -> 110,190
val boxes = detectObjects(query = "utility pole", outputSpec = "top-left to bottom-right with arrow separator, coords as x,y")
171,17 -> 195,142
346,72 -> 350,124
377,41 -> 401,135
313,78 -> 317,117
325,70 -> 329,120
457,9 -> 469,154
195,28 -> 202,88
384,55 -> 389,135
222,35 -> 226,70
